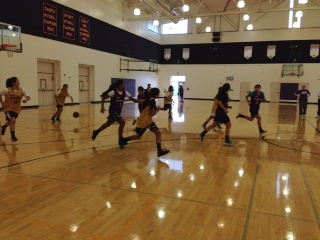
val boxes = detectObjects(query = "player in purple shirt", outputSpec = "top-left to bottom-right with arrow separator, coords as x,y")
294,85 -> 310,118
92,80 -> 141,149
236,84 -> 267,134
200,83 -> 234,146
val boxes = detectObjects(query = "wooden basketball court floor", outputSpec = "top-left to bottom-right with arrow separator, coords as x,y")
1,98 -> 320,239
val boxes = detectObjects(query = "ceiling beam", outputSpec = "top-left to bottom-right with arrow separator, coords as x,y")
222,15 -> 239,31
223,0 -> 232,12
197,16 -> 214,32
127,6 -> 320,21
195,0 -> 206,14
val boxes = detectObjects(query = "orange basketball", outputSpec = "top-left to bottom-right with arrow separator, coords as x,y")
73,112 -> 80,118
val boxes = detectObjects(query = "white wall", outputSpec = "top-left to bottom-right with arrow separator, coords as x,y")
0,34 -> 159,106
159,64 -> 320,103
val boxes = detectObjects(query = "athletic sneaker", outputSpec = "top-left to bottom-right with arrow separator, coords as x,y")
224,141 -> 234,146
56,118 -> 61,122
1,126 -> 6,135
119,138 -> 128,149
236,113 -> 244,119
217,124 -> 222,129
158,149 -> 170,157
11,136 -> 18,142
201,124 -> 206,130
51,117 -> 55,122
132,119 -> 137,125
199,132 -> 205,141
259,129 -> 267,134
92,130 -> 99,140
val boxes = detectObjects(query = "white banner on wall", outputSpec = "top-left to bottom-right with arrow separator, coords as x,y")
267,45 -> 276,59
182,48 -> 190,60
244,46 -> 253,59
164,48 -> 171,60
310,44 -> 319,58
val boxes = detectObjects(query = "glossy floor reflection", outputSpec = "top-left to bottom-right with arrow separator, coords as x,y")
0,99 -> 320,239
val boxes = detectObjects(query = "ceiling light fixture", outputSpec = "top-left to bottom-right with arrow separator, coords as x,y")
237,0 -> 245,8
295,11 -> 303,18
243,14 -> 250,21
182,4 -> 189,12
298,0 -> 308,4
205,27 -> 211,32
153,20 -> 159,26
133,8 -> 141,16
247,24 -> 253,30
196,17 -> 202,24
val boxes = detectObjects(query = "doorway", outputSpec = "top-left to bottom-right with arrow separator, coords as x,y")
170,76 -> 186,96
37,60 -> 59,106
79,65 -> 92,103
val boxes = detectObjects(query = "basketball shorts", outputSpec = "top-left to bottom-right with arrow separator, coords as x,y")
135,123 -> 159,136
214,115 -> 230,124
163,104 -> 172,110
5,111 -> 19,121
56,105 -> 63,109
250,110 -> 259,117
107,112 -> 122,123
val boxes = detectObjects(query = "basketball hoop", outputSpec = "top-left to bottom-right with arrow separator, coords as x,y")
1,44 -> 17,57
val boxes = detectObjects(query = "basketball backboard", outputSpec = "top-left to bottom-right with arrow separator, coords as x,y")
0,22 -> 22,53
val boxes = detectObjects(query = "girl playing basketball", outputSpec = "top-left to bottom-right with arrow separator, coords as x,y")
0,77 -> 31,142
120,88 -> 169,157
202,87 -> 222,130
236,84 -> 267,134
200,83 -> 234,146
51,84 -> 73,122
92,80 -> 141,149
163,85 -> 174,120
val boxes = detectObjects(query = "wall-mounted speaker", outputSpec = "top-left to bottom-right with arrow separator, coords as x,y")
212,32 -> 221,42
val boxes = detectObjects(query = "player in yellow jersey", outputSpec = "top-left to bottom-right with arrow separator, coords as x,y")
0,77 -> 31,142
51,84 -> 73,122
201,87 -> 222,130
120,88 -> 169,157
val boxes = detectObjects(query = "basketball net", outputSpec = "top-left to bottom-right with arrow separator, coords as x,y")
1,44 -> 16,57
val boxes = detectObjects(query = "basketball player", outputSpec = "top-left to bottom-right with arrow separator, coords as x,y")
132,86 -> 148,125
236,84 -> 267,134
51,84 -> 73,122
147,84 -> 152,92
202,87 -> 222,130
120,88 -> 169,157
294,85 -> 310,118
199,83 -> 234,146
92,80 -> 141,149
178,84 -> 184,102
317,89 -> 320,118
163,85 -> 174,120
0,77 -> 31,142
